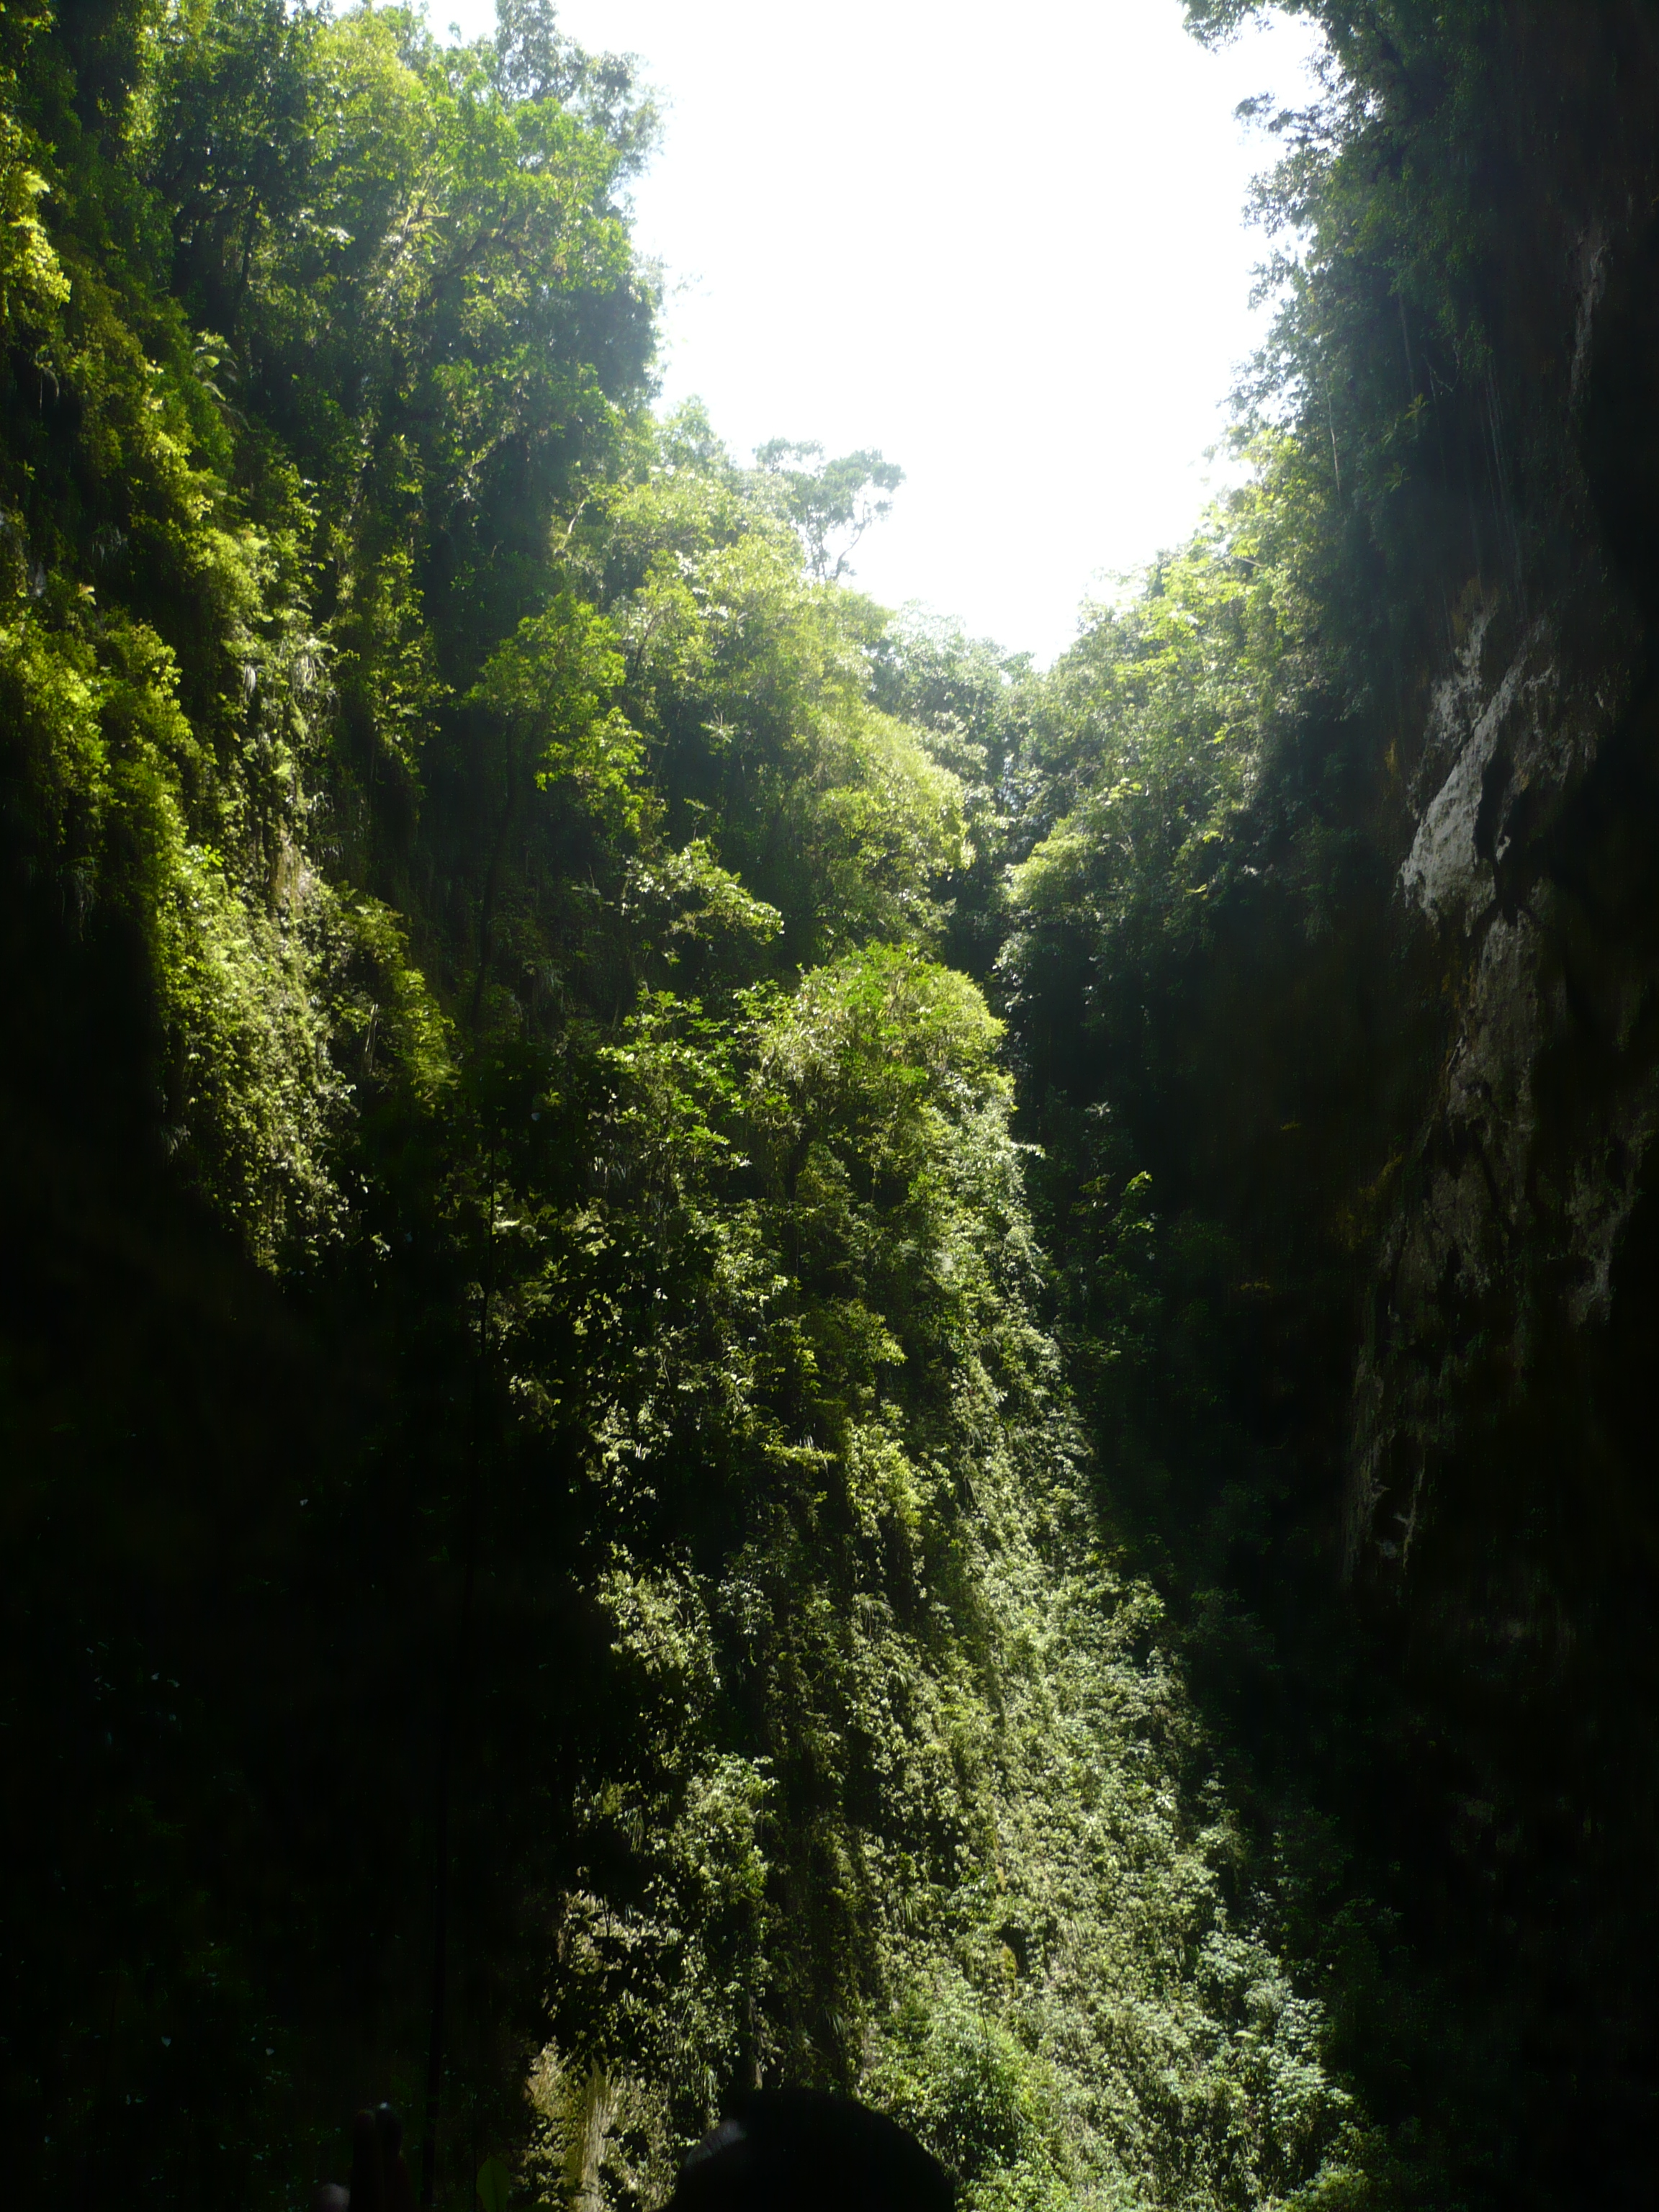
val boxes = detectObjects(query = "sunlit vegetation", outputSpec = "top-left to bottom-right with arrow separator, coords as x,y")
5,1 -> 1646,2208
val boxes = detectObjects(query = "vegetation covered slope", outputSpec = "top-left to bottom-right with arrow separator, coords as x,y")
0,6 -> 1362,2209
1002,4 -> 1659,2206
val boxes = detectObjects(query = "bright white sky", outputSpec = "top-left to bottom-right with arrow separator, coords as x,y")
431,0 -> 1323,661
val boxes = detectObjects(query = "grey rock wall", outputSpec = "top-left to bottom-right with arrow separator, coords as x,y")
1345,544 -> 1655,1582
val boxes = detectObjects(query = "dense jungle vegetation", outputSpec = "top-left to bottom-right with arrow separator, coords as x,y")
5,2 -> 1655,2208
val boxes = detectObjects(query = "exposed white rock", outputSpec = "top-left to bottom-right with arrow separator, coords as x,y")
1401,629 -> 1541,930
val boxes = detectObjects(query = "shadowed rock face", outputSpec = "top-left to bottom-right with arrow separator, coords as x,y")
1354,609 -> 1634,1575
1317,35 -> 1659,2188
1349,145 -> 1659,1574
1352,160 -> 1659,1595
1341,565 -> 1659,2190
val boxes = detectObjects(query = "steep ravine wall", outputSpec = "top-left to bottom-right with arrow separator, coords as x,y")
1331,143 -> 1659,2197
1343,18 -> 1659,1581
1024,15 -> 1659,2192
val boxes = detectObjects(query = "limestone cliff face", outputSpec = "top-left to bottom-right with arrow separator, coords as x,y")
1349,601 -> 1642,1573
1344,171 -> 1659,1599
1320,159 -> 1659,2182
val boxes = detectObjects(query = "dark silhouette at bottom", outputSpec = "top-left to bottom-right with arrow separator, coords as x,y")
315,2087 -> 951,2210
667,2090 -> 956,2212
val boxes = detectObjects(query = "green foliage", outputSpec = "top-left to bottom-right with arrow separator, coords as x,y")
0,6 -> 1380,2212
994,10 -> 1659,2212
472,595 -> 643,830
518,952 -> 1354,2211
754,438 -> 905,583
1007,458 -> 1309,952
